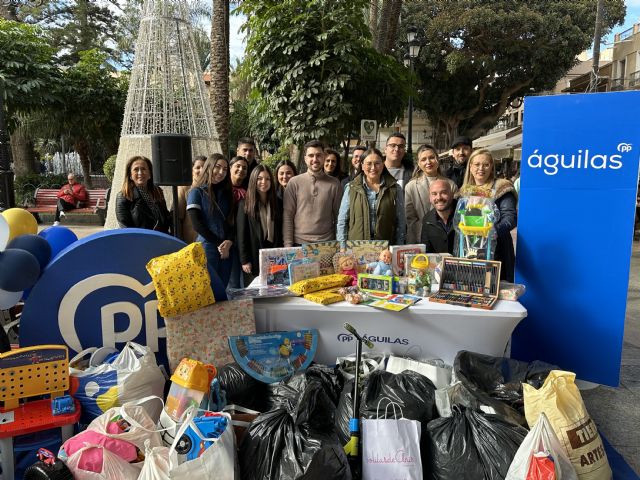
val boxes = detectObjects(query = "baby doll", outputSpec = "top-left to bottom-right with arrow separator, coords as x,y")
338,255 -> 358,286
367,249 -> 392,276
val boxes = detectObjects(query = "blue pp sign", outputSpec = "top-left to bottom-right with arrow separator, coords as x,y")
20,229 -> 185,367
513,92 -> 640,386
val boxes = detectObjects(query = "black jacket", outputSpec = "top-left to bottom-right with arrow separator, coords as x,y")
420,206 -> 456,255
236,197 -> 283,276
116,188 -> 170,233
444,163 -> 466,189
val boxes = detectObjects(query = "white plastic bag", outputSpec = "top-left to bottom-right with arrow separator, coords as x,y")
506,412 -> 578,480
86,396 -> 164,452
138,439 -> 171,480
362,399 -> 422,480
386,355 -> 452,389
169,408 -> 238,480
66,444 -> 141,480
71,342 -> 166,424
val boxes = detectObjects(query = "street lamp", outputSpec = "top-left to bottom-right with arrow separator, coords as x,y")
405,27 -> 421,162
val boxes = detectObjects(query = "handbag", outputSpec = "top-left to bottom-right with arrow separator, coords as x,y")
146,242 -> 215,317
361,399 -> 423,480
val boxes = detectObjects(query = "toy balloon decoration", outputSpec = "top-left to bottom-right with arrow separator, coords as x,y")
7,234 -> 52,270
1,208 -> 38,241
0,288 -> 22,310
38,226 -> 78,259
0,249 -> 41,292
0,215 -> 9,251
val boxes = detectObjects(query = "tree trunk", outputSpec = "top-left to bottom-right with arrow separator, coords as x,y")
384,0 -> 402,53
74,138 -> 94,188
369,0 -> 379,44
210,0 -> 230,156
0,4 -> 17,20
10,129 -> 37,176
376,0 -> 393,52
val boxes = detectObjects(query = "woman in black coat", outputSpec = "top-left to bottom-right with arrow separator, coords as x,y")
237,165 -> 282,285
116,156 -> 170,233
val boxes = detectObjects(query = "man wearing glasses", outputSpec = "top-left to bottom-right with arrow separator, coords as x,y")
384,132 -> 413,191
283,140 -> 343,247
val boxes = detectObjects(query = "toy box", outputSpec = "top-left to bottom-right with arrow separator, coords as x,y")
429,257 -> 501,309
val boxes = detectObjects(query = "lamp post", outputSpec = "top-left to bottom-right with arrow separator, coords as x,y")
404,27 -> 421,162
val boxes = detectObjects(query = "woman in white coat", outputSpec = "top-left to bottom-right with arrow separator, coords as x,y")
404,144 -> 457,244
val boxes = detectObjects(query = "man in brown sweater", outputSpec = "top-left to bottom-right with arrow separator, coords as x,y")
283,140 -> 343,246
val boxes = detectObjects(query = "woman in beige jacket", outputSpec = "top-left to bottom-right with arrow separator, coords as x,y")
404,144 -> 457,244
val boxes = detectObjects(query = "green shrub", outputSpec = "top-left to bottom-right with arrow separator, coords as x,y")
261,145 -> 290,171
103,155 -> 117,183
14,173 -> 67,205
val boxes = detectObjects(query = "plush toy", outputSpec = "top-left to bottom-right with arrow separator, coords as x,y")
338,256 -> 358,286
367,249 -> 392,276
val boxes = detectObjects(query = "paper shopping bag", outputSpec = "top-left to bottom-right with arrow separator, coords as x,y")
362,401 -> 422,480
523,370 -> 611,480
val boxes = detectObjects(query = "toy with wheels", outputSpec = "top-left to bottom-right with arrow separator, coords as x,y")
453,196 -> 498,260
24,448 -> 73,480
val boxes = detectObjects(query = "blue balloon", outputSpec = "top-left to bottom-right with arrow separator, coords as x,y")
0,249 -> 41,292
38,226 -> 78,259
7,234 -> 52,270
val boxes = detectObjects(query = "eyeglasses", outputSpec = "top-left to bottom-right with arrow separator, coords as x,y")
386,143 -> 405,150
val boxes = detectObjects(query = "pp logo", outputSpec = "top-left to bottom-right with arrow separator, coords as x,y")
337,333 -> 354,342
59,273 -> 166,354
617,143 -> 632,153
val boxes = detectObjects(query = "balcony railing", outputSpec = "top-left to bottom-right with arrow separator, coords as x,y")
629,71 -> 640,89
610,78 -> 625,91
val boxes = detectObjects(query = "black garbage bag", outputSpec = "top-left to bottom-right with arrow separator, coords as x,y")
453,350 -> 558,426
298,445 -> 352,480
335,379 -> 356,445
217,362 -> 268,411
240,378 -> 345,480
360,370 -> 437,424
427,406 -> 528,480
267,364 -> 342,411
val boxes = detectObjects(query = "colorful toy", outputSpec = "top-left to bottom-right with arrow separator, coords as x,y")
51,395 -> 75,416
338,255 -> 358,286
367,249 -> 392,276
165,358 -> 216,422
407,254 -> 432,297
358,273 -> 394,294
453,196 -> 498,260
228,330 -> 318,383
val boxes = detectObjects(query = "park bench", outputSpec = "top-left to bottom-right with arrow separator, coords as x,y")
24,188 -> 108,224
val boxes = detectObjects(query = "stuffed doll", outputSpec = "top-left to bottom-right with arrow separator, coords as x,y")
367,249 -> 392,276
338,255 -> 358,286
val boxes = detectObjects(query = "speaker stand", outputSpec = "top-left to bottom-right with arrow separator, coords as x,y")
171,185 -> 180,239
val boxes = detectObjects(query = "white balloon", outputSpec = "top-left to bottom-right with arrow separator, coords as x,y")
0,215 -> 9,251
0,288 -> 22,310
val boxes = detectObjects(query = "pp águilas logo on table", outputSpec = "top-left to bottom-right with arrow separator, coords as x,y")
59,273 -> 165,354
527,142 -> 632,176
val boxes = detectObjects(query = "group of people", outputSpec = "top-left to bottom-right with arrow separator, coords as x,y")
114,133 -> 518,288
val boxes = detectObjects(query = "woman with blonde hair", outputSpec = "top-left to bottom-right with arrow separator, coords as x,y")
459,148 -> 517,281
116,155 -> 170,232
404,144 -> 457,244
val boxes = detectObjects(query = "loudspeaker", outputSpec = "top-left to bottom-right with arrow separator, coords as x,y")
151,134 -> 193,186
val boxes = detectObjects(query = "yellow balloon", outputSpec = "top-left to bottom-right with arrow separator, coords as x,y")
1,208 -> 38,241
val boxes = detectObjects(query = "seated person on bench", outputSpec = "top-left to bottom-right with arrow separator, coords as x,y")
54,173 -> 88,225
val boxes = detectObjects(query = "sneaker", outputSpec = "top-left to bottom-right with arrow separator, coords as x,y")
53,221 -> 60,226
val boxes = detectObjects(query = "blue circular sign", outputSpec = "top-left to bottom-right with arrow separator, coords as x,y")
20,229 -> 185,367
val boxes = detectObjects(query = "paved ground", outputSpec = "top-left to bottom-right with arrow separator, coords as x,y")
50,223 -> 640,474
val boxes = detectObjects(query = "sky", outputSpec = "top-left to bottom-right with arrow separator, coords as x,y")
228,1 -> 640,64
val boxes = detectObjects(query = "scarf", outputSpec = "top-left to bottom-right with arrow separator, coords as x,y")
258,201 -> 274,243
137,187 -> 162,224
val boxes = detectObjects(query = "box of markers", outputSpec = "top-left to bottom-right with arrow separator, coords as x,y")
429,257 -> 501,310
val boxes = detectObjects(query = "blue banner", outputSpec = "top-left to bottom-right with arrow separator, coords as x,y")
513,92 -> 640,386
20,229 -> 185,368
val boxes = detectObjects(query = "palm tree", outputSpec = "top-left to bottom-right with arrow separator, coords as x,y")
210,0 -> 230,155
